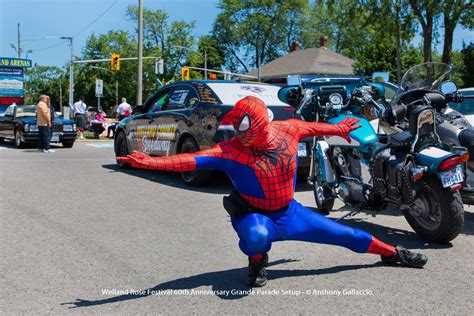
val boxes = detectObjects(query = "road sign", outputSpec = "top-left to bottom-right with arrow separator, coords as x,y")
95,79 -> 103,97
155,58 -> 164,75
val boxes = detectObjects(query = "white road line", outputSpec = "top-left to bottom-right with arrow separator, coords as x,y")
85,143 -> 114,148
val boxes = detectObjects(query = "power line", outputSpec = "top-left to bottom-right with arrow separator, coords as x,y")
28,0 -> 118,53
72,0 -> 118,38
34,40 -> 67,52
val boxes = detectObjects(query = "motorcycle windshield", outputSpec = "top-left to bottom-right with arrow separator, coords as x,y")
394,62 -> 453,99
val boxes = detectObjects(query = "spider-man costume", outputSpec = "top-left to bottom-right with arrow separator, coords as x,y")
118,96 -> 427,287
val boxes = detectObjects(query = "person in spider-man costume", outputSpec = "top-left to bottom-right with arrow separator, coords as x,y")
118,96 -> 427,287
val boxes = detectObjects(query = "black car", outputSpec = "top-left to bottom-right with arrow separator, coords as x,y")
115,80 -> 311,185
0,104 -> 77,148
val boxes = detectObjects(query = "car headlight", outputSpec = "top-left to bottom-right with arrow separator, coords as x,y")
24,124 -> 28,131
63,124 -> 74,132
73,124 -> 76,131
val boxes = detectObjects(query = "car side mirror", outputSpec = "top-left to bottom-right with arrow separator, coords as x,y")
441,81 -> 457,94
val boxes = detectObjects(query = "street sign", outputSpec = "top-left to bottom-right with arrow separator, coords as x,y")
155,58 -> 164,74
95,79 -> 103,97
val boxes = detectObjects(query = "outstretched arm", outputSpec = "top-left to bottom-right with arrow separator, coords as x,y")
117,144 -> 227,172
291,117 -> 361,142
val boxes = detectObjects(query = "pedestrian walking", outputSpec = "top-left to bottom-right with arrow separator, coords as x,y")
116,97 -> 132,121
72,96 -> 87,139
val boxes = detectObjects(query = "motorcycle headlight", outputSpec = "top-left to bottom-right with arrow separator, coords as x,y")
63,125 -> 73,132
29,125 -> 39,132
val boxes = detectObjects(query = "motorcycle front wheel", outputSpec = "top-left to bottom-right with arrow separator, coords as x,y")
312,158 -> 335,214
403,176 -> 464,243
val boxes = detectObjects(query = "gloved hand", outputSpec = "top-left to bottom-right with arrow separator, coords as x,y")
116,150 -> 150,168
335,117 -> 361,143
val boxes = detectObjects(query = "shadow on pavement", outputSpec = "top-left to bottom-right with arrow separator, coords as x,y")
461,210 -> 474,236
102,164 -> 313,195
61,259 -> 386,308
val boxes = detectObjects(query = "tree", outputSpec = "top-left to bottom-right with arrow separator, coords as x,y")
408,0 -> 442,62
74,30 -> 138,112
441,0 -> 473,64
25,65 -> 67,109
187,35 -> 225,79
126,5 -> 196,78
460,42 -> 474,87
302,0 -> 417,82
213,0 -> 307,72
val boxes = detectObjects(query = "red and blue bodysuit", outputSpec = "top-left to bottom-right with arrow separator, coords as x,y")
119,96 -> 424,286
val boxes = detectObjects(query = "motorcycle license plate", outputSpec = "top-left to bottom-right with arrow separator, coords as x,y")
51,133 -> 60,142
298,143 -> 307,157
440,165 -> 464,188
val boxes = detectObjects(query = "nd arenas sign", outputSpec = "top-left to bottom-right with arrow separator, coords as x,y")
0,57 -> 32,105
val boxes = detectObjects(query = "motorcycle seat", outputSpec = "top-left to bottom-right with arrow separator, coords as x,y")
388,130 -> 413,144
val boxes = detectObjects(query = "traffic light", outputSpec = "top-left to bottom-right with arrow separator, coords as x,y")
111,53 -> 120,71
181,67 -> 190,80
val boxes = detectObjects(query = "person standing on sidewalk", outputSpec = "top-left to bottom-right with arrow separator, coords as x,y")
36,95 -> 54,153
72,96 -> 87,139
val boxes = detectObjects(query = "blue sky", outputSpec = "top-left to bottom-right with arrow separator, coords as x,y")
1,0 -> 473,68
0,0 -> 220,67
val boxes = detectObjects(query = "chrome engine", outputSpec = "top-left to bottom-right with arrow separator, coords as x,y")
333,148 -> 372,203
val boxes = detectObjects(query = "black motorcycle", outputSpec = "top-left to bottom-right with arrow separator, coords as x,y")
279,63 -> 468,243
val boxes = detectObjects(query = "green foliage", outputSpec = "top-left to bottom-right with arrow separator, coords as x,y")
460,43 -> 474,87
186,35 -> 225,79
213,0 -> 307,72
73,30 -> 137,112
24,65 -> 67,109
126,5 -> 196,78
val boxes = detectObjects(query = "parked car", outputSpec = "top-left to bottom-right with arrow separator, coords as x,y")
0,104 -> 77,148
447,87 -> 474,126
115,80 -> 311,185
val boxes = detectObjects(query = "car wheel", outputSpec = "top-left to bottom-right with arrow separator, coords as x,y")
15,129 -> 26,148
62,141 -> 75,148
180,137 -> 211,186
115,131 -> 131,169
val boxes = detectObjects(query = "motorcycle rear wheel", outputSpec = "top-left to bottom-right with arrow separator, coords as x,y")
403,176 -> 464,243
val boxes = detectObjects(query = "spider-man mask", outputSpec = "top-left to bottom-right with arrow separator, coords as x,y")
226,96 -> 273,148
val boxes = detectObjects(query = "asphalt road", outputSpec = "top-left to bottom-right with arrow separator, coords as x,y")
1,141 -> 473,315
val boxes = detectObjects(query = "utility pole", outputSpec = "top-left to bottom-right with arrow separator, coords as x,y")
17,23 -> 21,58
64,37 -> 74,109
136,0 -> 143,106
204,50 -> 207,79
59,82 -> 63,113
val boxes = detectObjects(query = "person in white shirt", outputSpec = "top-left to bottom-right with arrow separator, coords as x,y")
72,96 -> 87,139
116,97 -> 132,121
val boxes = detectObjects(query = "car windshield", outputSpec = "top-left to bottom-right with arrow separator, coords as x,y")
396,63 -> 452,98
16,105 -> 37,118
